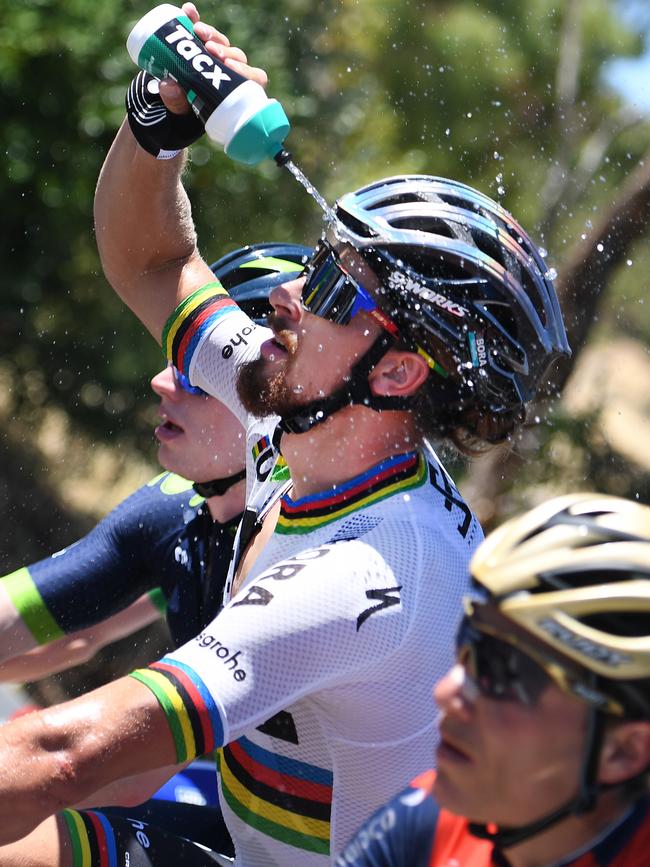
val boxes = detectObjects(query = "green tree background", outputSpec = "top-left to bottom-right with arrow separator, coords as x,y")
2,0 -> 650,692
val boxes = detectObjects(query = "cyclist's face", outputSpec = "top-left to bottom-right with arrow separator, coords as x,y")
150,366 -> 245,483
236,275 -> 382,419
431,661 -> 588,828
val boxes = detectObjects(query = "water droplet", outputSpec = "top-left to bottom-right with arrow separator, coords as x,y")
539,247 -> 548,258
292,384 -> 304,394
596,243 -> 604,252
626,259 -> 633,266
545,268 -> 558,280
445,128 -> 451,136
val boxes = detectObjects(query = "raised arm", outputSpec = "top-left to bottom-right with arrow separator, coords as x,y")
93,3 -> 268,340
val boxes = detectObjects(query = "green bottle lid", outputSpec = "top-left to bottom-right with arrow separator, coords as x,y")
225,100 -> 291,165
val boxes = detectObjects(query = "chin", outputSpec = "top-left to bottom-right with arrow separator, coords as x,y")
237,356 -> 306,419
432,772 -> 481,819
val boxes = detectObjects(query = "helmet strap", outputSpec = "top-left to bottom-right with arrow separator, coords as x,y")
192,469 -> 246,499
469,708 -> 607,849
274,333 -> 414,440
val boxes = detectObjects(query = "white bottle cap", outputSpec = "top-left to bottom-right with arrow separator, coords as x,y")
127,4 -> 186,65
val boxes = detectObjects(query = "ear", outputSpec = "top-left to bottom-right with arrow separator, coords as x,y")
598,721 -> 650,786
368,349 -> 430,398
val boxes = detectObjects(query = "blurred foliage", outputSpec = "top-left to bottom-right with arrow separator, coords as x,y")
1,0 -> 649,484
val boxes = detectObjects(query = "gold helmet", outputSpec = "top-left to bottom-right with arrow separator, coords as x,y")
467,493 -> 650,719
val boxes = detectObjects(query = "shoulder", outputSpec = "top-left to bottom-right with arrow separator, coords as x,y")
335,773 -> 440,867
122,472 -> 204,515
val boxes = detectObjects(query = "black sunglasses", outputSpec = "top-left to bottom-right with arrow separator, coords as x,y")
301,242 -> 383,326
457,617 -> 555,706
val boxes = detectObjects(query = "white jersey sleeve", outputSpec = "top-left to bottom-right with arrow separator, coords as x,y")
131,537 -> 409,761
161,280 -> 271,427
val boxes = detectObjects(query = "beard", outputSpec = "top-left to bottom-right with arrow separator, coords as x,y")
236,314 -> 310,419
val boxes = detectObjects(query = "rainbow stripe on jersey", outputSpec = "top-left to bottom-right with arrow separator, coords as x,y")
162,281 -> 239,375
218,736 -> 332,855
276,451 -> 427,535
62,809 -> 118,867
130,657 -> 225,763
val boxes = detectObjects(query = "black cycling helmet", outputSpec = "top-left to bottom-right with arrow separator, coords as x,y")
463,493 -> 650,847
210,242 -> 312,324
327,175 -> 571,413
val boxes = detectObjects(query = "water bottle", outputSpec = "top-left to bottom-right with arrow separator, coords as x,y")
126,4 -> 291,165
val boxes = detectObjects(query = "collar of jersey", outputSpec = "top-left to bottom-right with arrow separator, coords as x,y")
276,450 -> 427,534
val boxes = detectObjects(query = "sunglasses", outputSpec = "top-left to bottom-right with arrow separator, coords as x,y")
457,614 -> 624,715
457,616 -> 557,707
169,363 -> 208,397
302,243 -> 398,333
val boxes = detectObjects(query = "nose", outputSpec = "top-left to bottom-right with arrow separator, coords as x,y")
269,277 -> 306,323
434,664 -> 477,721
151,365 -> 180,400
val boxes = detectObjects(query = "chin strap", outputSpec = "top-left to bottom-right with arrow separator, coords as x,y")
192,469 -> 246,499
274,333 -> 414,442
469,708 -> 607,850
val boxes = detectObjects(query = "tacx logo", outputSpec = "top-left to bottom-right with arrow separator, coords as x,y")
164,24 -> 232,89
537,617 -> 632,667
388,270 -> 468,318
221,324 -> 257,359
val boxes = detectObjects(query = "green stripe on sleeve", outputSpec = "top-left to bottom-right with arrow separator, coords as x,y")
148,587 -> 167,615
129,669 -> 188,763
2,567 -> 65,644
60,810 -> 87,867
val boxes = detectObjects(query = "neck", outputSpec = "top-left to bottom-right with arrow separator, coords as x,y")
280,405 -> 420,499
504,791 -> 633,867
205,477 -> 246,524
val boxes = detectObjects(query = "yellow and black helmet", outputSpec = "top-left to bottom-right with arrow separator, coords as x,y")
468,493 -> 650,720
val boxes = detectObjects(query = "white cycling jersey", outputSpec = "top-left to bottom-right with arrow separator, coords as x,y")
135,282 -> 483,866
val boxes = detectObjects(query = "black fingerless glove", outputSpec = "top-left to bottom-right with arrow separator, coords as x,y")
125,71 -> 205,159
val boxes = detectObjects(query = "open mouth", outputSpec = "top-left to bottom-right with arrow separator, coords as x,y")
437,730 -> 473,765
155,417 -> 185,441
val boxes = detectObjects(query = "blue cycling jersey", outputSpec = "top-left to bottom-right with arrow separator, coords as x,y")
2,472 -> 240,648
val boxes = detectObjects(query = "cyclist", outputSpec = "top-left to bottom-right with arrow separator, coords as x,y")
0,244 -> 308,679
0,5 -> 568,865
337,493 -> 650,866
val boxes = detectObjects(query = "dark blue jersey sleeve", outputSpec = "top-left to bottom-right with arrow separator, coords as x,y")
335,774 -> 438,867
2,473 -> 206,643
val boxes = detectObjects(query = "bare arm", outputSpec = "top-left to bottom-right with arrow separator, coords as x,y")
0,593 -> 162,683
94,3 -> 268,340
0,675 -> 176,844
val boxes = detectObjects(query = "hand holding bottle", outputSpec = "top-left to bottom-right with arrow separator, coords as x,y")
127,3 -> 289,165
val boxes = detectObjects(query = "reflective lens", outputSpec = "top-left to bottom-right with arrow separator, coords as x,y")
170,364 -> 208,397
457,617 -> 553,706
302,243 -> 378,325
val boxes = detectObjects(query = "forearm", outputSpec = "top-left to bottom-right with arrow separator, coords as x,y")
0,675 -> 176,844
0,594 -> 162,683
94,120 -> 211,340
73,761 -> 190,810
0,583 -> 39,665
